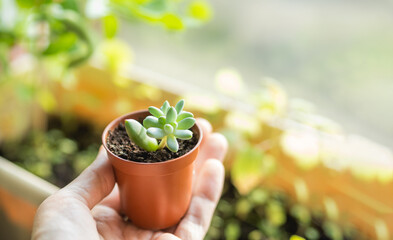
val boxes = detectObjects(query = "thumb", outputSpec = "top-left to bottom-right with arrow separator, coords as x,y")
62,146 -> 116,209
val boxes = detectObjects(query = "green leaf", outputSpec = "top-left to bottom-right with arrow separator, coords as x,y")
147,127 -> 166,139
148,106 -> 164,118
160,100 -> 170,114
170,121 -> 178,129
248,230 -> 263,240
158,116 -> 166,124
125,119 -> 158,151
166,107 -> 177,123
177,111 -> 193,122
143,116 -> 161,128
56,10 -> 93,68
161,13 -> 184,30
266,201 -> 286,227
16,0 -> 35,8
248,188 -> 268,205
177,117 -> 195,130
174,130 -> 192,140
0,32 -> 15,47
235,198 -> 252,220
225,221 -> 241,240
164,124 -> 174,134
103,15 -> 119,39
175,99 -> 185,113
43,32 -> 78,55
61,0 -> 80,11
290,204 -> 311,225
231,145 -> 265,195
167,135 -> 179,152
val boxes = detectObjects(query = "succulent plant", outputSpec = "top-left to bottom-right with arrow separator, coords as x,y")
125,100 -> 196,152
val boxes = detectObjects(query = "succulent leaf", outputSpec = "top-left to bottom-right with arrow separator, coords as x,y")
175,99 -> 185,114
126,100 -> 196,153
148,106 -> 164,118
177,111 -> 194,122
174,129 -> 193,140
166,107 -> 177,123
158,116 -> 166,125
167,135 -> 179,152
125,119 -> 158,151
161,100 -> 170,114
164,124 -> 174,134
177,117 -> 196,130
143,116 -> 162,128
147,127 -> 166,139
170,122 -> 178,129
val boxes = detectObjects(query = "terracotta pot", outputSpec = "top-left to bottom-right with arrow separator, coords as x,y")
102,110 -> 202,229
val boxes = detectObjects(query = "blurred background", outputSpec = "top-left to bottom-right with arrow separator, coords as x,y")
123,0 -> 393,149
1,0 -> 393,239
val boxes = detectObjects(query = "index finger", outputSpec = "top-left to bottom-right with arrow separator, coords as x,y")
62,146 -> 116,209
175,159 -> 225,240
195,118 -> 228,175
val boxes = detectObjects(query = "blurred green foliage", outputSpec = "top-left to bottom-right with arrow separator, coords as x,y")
205,181 -> 364,240
0,0 -> 213,143
0,115 -> 101,186
0,0 -> 212,75
231,144 -> 276,194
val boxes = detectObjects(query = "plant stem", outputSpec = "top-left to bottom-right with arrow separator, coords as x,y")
158,137 -> 167,150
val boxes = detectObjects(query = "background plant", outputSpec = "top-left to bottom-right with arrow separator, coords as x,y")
0,115 -> 101,187
0,0 -> 212,75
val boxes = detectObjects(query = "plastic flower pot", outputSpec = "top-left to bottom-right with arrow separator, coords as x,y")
102,110 -> 202,229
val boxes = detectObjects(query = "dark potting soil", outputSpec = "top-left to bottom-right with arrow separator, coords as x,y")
106,122 -> 198,163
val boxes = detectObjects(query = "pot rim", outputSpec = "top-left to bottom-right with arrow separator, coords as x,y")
102,109 -> 203,166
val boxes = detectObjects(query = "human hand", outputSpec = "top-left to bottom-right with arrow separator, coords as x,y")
32,119 -> 228,240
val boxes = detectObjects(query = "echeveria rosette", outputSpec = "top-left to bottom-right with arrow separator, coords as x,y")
124,100 -> 196,153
